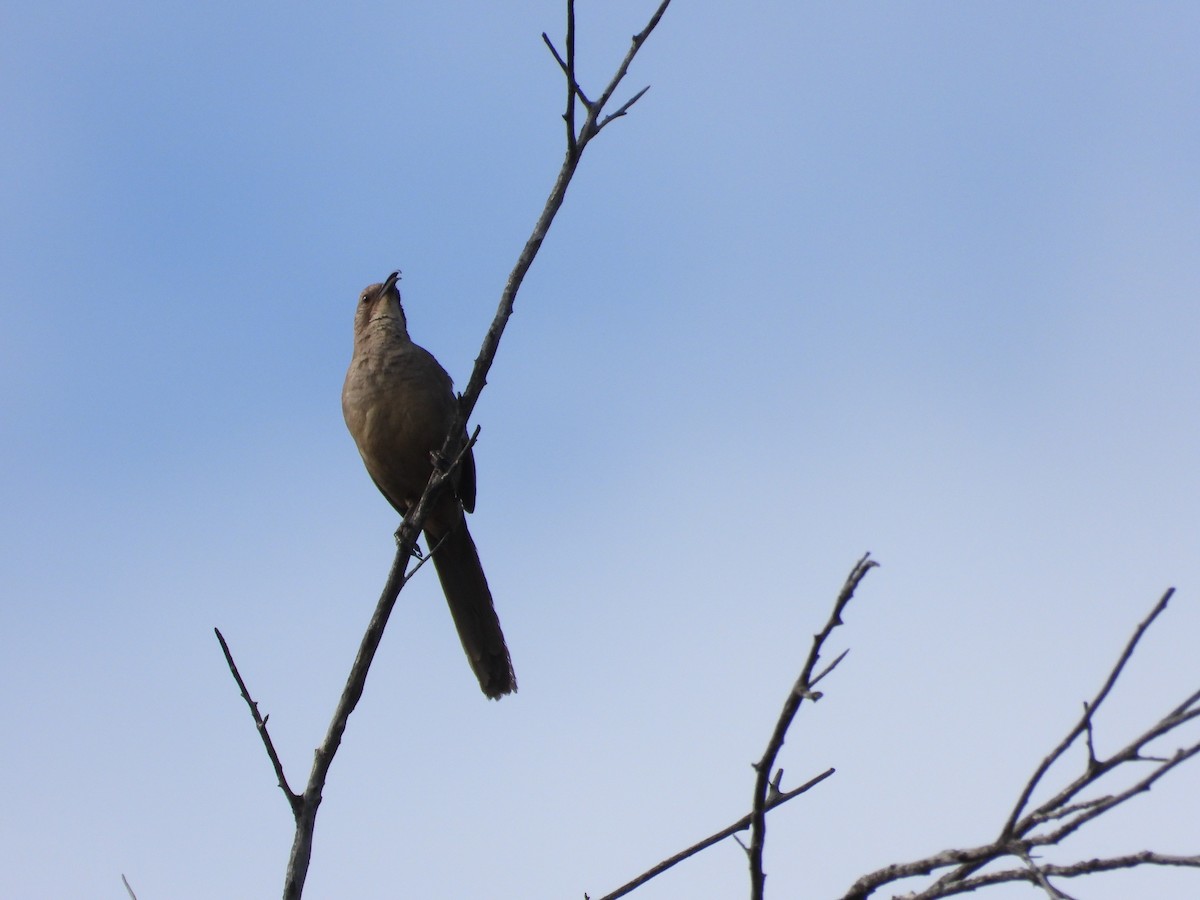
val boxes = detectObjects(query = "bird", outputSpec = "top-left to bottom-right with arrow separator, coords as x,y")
342,271 -> 515,699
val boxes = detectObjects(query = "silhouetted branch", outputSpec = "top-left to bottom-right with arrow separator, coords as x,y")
542,0 -> 669,151
749,553 -> 877,899
214,627 -> 300,815
1002,589 -> 1174,838
586,0 -> 671,140
912,851 -> 1200,898
216,4 -> 675,899
591,768 -> 835,900
460,0 -> 672,425
585,555 -> 875,899
840,587 -> 1200,900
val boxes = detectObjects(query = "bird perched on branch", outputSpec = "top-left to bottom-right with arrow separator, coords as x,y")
342,271 -> 516,699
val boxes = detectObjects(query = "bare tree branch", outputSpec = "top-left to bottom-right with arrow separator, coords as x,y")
585,557 -> 874,899
279,422 -> 491,897
1015,845 -> 1078,900
542,0 -> 670,148
215,4 -> 675,899
839,587 -> 1200,900
458,0 -> 672,428
1001,588 -> 1174,838
597,85 -> 652,131
748,553 -> 878,900
902,852 -> 1200,899
541,31 -> 592,114
214,627 -> 301,815
586,0 -> 672,141
590,768 -> 834,900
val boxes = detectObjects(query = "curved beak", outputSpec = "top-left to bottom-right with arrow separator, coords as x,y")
382,270 -> 401,293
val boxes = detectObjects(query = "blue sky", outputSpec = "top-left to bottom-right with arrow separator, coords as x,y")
2,2 -> 1198,898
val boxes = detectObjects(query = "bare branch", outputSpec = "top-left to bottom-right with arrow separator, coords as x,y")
1167,685 -> 1200,719
541,32 -> 568,74
585,558 -> 872,898
212,4 -> 677,898
904,852 -> 1200,899
542,37 -> 593,109
1001,588 -> 1174,837
565,0 -> 578,149
749,553 -> 878,900
591,768 -> 834,900
595,84 -> 651,134
1033,741 -> 1200,848
839,586 -> 1199,900
455,0 -> 671,432
121,874 -> 139,900
1015,845 -> 1078,900
398,529 -> 445,587
214,627 -> 301,816
811,646 -> 850,690
584,0 -> 672,143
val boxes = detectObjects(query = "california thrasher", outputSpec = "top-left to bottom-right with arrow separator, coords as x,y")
342,271 -> 516,699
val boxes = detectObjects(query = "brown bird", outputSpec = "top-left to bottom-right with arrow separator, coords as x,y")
342,271 -> 516,699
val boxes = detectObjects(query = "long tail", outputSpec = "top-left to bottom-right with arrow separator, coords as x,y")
428,519 -> 516,699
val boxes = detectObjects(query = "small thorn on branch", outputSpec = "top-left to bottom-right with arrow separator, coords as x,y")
767,769 -> 785,802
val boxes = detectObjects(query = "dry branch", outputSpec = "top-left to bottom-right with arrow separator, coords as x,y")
748,553 -> 877,899
586,579 -> 1196,900
215,628 -> 300,815
840,587 -> 1200,900
215,4 -> 674,899
592,768 -> 835,900
586,555 -> 876,900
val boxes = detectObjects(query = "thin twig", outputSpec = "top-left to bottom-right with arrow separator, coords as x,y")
922,588 -> 1177,893
565,0 -> 578,150
748,553 -> 878,900
283,498 -> 423,900
214,627 -> 301,815
455,0 -> 672,434
811,647 -> 850,690
541,33 -> 593,112
597,85 -> 652,130
585,0 -> 672,141
541,31 -> 568,75
1167,685 -> 1200,719
1002,589 -> 1173,835
399,530 -> 447,588
593,768 -> 834,900
1033,741 -> 1200,847
121,874 -> 139,900
839,586 -> 1199,900
901,852 -> 1200,899
1016,845 -> 1077,900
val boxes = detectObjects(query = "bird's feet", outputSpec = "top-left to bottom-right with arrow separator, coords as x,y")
393,526 -> 425,559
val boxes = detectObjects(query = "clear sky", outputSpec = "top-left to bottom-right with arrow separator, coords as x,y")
2,2 -> 1198,898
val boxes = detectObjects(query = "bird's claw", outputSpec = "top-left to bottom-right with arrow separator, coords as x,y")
392,527 -> 425,559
